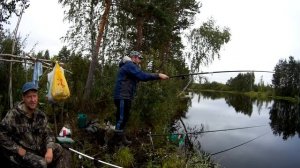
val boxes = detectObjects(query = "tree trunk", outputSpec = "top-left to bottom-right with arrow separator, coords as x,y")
83,0 -> 111,100
158,41 -> 170,71
9,5 -> 24,108
135,16 -> 144,50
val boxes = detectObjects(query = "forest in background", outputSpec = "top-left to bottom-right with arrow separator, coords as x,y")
1,0 -> 230,167
1,0 -> 231,113
192,56 -> 300,103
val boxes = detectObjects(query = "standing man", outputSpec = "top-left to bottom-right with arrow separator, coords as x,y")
0,82 -> 67,168
113,51 -> 169,145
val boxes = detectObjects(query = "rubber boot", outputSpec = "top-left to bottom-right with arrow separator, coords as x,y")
121,134 -> 132,145
115,130 -> 132,145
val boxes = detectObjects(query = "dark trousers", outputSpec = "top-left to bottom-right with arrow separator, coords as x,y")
114,99 -> 131,130
1,143 -> 66,168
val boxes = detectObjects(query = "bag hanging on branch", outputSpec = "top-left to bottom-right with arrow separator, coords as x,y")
46,70 -> 55,103
51,62 -> 70,101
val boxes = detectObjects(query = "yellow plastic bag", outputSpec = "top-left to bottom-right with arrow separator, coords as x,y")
51,62 -> 70,101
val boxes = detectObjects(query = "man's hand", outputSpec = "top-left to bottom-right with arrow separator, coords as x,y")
17,147 -> 26,157
45,148 -> 53,164
159,73 -> 169,80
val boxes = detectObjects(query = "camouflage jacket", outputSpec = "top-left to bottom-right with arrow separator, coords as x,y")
0,101 -> 55,154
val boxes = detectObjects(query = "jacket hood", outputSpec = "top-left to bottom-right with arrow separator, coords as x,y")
119,56 -> 132,67
15,101 -> 35,118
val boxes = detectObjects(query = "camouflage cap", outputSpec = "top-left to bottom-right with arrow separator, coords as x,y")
129,51 -> 143,59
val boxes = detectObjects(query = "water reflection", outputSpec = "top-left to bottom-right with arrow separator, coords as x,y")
269,100 -> 300,140
181,92 -> 300,168
192,91 -> 300,139
225,95 -> 254,116
198,91 -> 227,100
199,91 -> 273,116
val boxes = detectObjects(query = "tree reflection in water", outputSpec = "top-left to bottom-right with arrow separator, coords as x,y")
184,92 -> 300,168
269,100 -> 300,140
197,91 -> 300,140
225,95 -> 254,116
199,91 -> 272,116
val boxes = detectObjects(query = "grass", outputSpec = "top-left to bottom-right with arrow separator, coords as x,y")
113,147 -> 134,168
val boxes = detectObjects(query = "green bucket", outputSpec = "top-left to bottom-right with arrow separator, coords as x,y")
77,113 -> 87,128
168,133 -> 186,146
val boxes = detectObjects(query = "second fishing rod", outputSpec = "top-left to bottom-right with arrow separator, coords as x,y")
148,124 -> 267,137
169,70 -> 274,79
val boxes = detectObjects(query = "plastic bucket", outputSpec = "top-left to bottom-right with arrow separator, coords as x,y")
77,113 -> 87,128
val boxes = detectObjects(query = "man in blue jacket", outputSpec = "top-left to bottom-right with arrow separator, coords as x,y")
113,51 -> 169,145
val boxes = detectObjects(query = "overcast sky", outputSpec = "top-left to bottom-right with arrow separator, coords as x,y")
4,0 -> 68,55
197,0 -> 300,84
5,0 -> 300,84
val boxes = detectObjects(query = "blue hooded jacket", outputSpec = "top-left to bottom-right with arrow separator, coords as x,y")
113,57 -> 159,100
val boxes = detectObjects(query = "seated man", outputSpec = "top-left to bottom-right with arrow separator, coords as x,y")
0,82 -> 67,168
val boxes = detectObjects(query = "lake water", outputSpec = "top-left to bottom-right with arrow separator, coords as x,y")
182,92 -> 300,168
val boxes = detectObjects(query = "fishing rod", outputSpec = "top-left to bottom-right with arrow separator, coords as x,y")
148,125 -> 267,137
169,70 -> 274,78
66,147 -> 123,168
57,137 -> 123,168
67,147 -> 122,168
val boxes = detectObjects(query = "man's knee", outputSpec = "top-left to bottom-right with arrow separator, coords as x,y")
52,143 -> 72,168
23,152 -> 47,168
53,143 -> 63,156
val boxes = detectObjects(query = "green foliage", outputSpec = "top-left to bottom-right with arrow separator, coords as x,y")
162,153 -> 185,168
192,81 -> 230,91
142,146 -> 185,168
57,0 -> 231,110
0,32 -> 27,113
0,0 -> 30,30
58,0 -> 202,65
186,152 -> 219,168
2,1 -> 233,167
227,72 -> 255,92
129,79 -> 189,132
58,0 -> 102,52
188,19 -> 231,71
0,32 -> 23,55
57,46 -> 71,62
65,52 -> 89,96
118,0 -> 200,50
113,147 -> 134,168
142,143 -> 215,168
272,56 -> 300,98
70,141 -> 96,168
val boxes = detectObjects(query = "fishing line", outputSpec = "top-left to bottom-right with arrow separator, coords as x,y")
191,131 -> 270,165
210,131 -> 270,156
148,125 -> 267,136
